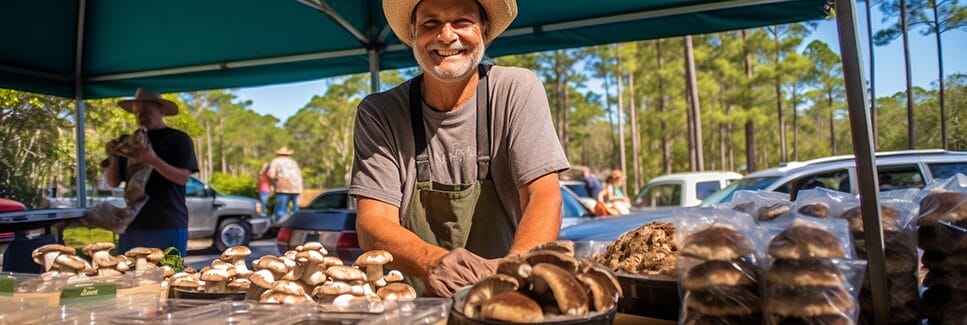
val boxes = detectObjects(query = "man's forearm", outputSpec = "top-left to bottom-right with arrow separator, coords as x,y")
145,156 -> 191,185
356,198 -> 448,278
509,174 -> 562,255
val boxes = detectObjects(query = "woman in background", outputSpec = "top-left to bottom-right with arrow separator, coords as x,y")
597,169 -> 631,214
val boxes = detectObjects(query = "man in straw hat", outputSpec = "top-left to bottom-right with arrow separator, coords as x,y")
105,87 -> 198,256
350,0 -> 569,297
267,146 -> 303,222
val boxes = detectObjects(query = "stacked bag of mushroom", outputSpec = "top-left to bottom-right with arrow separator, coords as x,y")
917,174 -> 967,323
168,242 -> 418,306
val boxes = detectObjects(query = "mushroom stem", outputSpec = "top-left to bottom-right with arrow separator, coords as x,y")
364,265 -> 383,286
135,257 -> 148,271
43,251 -> 61,272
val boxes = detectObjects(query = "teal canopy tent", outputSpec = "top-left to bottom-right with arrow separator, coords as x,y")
0,1 -> 891,321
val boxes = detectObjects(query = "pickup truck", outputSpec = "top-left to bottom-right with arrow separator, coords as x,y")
47,176 -> 271,251
631,171 -> 742,210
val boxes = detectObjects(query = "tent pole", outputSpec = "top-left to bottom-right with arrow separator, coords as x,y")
74,0 -> 88,208
369,49 -> 380,93
834,0 -> 888,323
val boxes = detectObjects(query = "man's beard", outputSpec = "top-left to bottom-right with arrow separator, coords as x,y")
414,42 -> 485,81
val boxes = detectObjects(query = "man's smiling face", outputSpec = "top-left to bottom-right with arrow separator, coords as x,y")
412,0 -> 486,81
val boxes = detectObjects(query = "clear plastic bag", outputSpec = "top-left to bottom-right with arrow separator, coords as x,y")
915,173 -> 967,324
720,190 -> 792,222
762,258 -> 867,325
792,188 -> 856,220
672,209 -> 764,324
763,217 -> 856,260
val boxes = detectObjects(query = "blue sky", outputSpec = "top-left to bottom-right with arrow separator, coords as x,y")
236,10 -> 966,123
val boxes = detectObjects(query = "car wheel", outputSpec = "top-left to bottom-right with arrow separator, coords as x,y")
214,217 -> 251,251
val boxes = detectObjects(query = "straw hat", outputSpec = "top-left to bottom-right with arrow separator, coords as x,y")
276,147 -> 294,155
607,170 -> 625,183
382,0 -> 518,47
118,87 -> 179,116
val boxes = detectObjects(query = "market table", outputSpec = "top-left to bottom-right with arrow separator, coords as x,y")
614,313 -> 674,325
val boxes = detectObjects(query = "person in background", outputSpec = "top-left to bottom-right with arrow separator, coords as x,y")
257,162 -> 272,216
597,169 -> 631,214
351,0 -> 568,297
268,147 -> 303,222
583,167 -> 602,198
105,87 -> 198,256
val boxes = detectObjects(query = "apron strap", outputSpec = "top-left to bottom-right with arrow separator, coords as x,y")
409,65 -> 493,183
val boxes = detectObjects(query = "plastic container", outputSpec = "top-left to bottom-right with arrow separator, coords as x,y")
172,288 -> 247,301
448,287 -> 616,325
615,273 -> 678,320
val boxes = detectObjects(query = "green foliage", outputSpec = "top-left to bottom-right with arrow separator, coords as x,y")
210,172 -> 257,197
160,247 -> 185,272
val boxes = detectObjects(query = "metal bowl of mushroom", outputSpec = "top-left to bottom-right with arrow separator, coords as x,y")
450,241 -> 621,324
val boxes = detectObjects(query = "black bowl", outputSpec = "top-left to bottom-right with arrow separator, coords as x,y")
172,288 -> 247,301
616,273 -> 680,320
448,287 -> 617,325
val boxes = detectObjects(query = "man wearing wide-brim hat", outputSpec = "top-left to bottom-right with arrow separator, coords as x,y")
105,87 -> 199,256
267,146 -> 303,221
350,0 -> 569,297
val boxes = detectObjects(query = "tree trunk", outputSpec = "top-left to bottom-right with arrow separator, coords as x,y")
719,84 -> 727,170
742,30 -> 757,172
616,44 -> 627,185
205,120 -> 213,181
792,83 -> 800,161
932,2 -> 947,149
774,29 -> 787,162
629,69 -> 641,193
656,41 -> 671,174
829,92 -> 836,155
864,0 -> 878,149
900,0 -> 915,149
684,35 -> 704,171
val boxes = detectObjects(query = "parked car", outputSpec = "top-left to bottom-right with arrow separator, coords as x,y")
631,171 -> 742,210
560,180 -> 596,210
562,150 -> 967,242
278,185 -> 595,264
47,176 -> 270,251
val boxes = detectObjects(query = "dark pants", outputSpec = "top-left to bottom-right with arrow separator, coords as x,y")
118,228 -> 188,257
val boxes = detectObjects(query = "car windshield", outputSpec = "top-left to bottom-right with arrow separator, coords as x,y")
564,183 -> 590,198
700,176 -> 780,206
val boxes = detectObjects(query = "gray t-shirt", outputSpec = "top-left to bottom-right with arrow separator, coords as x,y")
349,66 -> 570,224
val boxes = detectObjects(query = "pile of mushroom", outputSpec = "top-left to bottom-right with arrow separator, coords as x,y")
460,240 -> 623,323
30,244 -> 169,279
168,246 -> 252,294
243,242 -> 416,306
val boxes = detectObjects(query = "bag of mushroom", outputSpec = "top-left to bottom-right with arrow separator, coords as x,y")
669,208 -> 765,325
449,240 -> 622,324
915,173 -> 967,324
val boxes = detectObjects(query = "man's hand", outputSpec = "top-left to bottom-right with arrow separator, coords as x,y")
105,139 -> 119,156
125,144 -> 159,166
425,248 -> 499,297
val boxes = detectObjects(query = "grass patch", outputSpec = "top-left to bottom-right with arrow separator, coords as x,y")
63,228 -> 116,250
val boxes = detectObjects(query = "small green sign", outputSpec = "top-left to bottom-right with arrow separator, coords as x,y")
60,283 -> 116,305
0,276 -> 14,297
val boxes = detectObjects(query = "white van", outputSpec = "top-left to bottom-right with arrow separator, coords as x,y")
631,171 -> 742,210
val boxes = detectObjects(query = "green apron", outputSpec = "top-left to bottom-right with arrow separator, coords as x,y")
401,65 -> 516,296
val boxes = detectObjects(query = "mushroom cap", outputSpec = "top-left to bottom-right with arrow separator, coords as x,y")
91,251 -> 120,268
837,205 -> 901,233
171,277 -> 202,289
32,244 -> 75,267
322,256 -> 344,266
272,280 -> 306,296
382,270 -> 404,282
463,274 -> 520,318
81,242 -> 115,256
918,191 -> 967,225
55,254 -> 88,270
325,265 -> 366,281
161,265 -> 176,278
295,250 -> 326,264
497,254 -> 532,286
578,258 -> 623,298
681,225 -> 756,261
254,256 -> 290,275
798,202 -> 830,218
299,242 -> 327,253
250,269 -> 277,289
221,246 -> 252,260
355,250 -> 393,266
531,240 -> 576,257
313,281 -> 352,296
200,268 -> 230,282
147,248 -> 165,262
124,247 -> 154,258
376,282 -> 416,301
479,291 -> 544,323
97,268 -> 123,276
524,249 -> 579,273
530,263 -> 589,317
768,224 -> 846,259
228,278 -> 251,291
574,273 -> 618,311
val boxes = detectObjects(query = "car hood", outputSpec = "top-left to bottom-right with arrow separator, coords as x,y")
559,209 -> 681,242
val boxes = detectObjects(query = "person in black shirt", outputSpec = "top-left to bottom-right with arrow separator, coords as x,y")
105,88 -> 198,256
